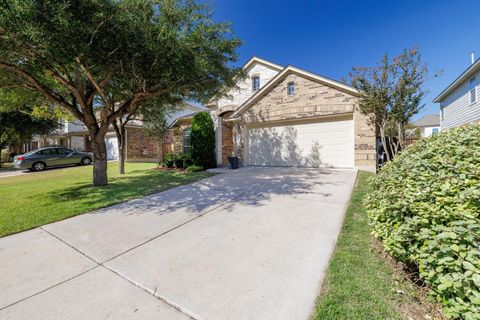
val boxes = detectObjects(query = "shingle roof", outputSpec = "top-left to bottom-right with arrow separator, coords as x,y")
411,114 -> 440,127
433,58 -> 480,103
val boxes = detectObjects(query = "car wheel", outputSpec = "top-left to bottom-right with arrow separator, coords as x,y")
81,157 -> 92,165
32,162 -> 46,171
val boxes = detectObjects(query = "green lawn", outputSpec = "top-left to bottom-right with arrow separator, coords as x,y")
0,162 -> 213,237
0,162 -> 15,171
314,171 -> 409,319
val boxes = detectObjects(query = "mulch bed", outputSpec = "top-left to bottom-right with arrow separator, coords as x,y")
153,166 -> 186,172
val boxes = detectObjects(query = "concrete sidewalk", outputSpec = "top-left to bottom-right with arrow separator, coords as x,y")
0,167 -> 357,320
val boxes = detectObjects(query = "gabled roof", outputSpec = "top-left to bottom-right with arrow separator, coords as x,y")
167,102 -> 203,127
411,114 -> 440,127
242,56 -> 284,72
168,112 -> 198,128
205,57 -> 283,107
230,65 -> 358,118
433,58 -> 480,103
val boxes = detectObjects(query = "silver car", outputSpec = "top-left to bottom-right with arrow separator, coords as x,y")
13,147 -> 93,171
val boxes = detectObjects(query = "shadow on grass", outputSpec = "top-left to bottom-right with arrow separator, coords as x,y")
50,170 -> 210,210
49,167 -> 351,218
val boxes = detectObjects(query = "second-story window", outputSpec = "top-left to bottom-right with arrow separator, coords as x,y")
287,82 -> 295,96
440,107 -> 445,120
469,76 -> 477,104
252,76 -> 260,91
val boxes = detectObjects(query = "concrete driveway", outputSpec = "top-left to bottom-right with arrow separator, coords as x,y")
0,167 -> 357,320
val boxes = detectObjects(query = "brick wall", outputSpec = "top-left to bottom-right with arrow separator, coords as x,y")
126,127 -> 158,161
221,121 -> 233,164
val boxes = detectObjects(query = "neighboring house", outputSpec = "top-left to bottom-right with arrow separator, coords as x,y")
29,103 -> 203,162
169,57 -> 376,171
411,114 -> 440,137
433,56 -> 480,130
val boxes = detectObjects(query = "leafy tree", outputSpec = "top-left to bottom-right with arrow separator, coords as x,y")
0,0 -> 241,185
190,111 -> 216,169
351,54 -> 392,161
351,48 -> 427,161
390,48 -> 427,153
0,106 -> 60,165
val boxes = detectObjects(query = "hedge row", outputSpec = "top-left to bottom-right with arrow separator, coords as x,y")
365,125 -> 480,319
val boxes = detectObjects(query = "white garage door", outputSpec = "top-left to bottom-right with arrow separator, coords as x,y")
105,135 -> 119,160
246,118 -> 354,168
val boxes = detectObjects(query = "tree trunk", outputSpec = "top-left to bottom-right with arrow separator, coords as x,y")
379,126 -> 390,162
90,132 -> 108,186
112,120 -> 126,175
118,138 -> 125,174
156,140 -> 163,165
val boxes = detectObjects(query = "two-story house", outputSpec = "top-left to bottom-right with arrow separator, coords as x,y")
169,57 -> 376,171
433,55 -> 480,129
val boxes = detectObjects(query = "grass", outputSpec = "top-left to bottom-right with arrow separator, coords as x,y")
0,162 -> 213,237
0,162 -> 15,171
314,171 -> 427,320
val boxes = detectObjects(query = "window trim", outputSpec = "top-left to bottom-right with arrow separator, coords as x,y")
183,127 -> 192,154
252,76 -> 260,92
287,82 -> 295,96
469,76 -> 477,104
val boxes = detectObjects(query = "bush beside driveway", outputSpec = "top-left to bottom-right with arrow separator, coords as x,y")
315,172 -> 446,320
0,162 -> 212,237
366,125 -> 480,319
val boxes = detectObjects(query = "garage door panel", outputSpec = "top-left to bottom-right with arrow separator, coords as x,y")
105,136 -> 119,161
247,119 -> 354,168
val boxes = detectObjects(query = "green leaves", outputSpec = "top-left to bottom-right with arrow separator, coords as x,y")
365,125 -> 480,319
190,111 -> 216,169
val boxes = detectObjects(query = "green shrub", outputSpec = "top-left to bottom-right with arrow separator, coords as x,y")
163,153 -> 175,168
365,125 -> 480,319
190,112 -> 216,169
186,164 -> 204,172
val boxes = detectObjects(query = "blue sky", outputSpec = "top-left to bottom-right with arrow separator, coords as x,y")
212,0 -> 479,120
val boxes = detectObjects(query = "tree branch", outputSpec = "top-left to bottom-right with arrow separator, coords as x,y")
0,61 -> 84,121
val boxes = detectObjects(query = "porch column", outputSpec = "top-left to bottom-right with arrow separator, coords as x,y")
217,116 -> 222,165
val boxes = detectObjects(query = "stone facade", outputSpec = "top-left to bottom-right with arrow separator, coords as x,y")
217,62 -> 281,109
126,126 -> 157,161
353,108 -> 376,170
221,121 -> 233,164
242,73 -> 355,124
236,71 -> 376,170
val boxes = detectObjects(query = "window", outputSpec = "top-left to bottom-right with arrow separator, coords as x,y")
469,76 -> 477,104
57,148 -> 73,154
38,148 -> 58,155
432,128 -> 439,135
183,127 -> 191,154
440,107 -> 445,120
287,82 -> 295,96
252,76 -> 260,91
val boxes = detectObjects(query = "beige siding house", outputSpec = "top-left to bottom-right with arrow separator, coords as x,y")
171,57 -> 377,171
